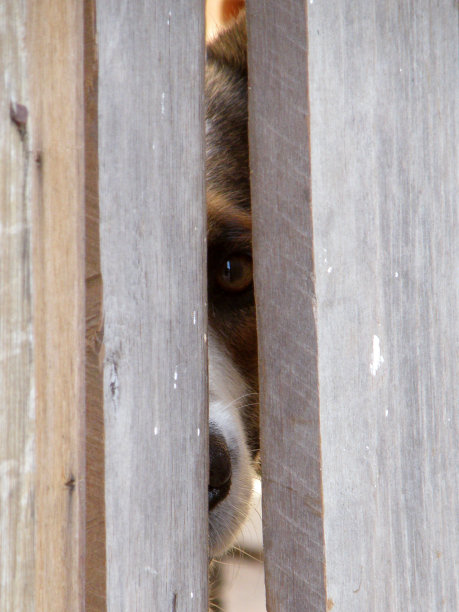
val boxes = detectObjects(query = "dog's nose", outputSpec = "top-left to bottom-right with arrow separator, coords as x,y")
209,430 -> 232,510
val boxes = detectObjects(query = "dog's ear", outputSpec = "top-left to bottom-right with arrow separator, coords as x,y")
206,11 -> 247,76
221,0 -> 246,24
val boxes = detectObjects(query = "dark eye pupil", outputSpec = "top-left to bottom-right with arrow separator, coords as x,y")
224,258 -> 241,282
217,255 -> 252,292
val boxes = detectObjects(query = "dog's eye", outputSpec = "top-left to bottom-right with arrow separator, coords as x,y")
216,254 -> 253,292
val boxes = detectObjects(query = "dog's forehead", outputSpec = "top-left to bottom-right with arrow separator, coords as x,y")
207,190 -> 251,247
205,65 -> 249,212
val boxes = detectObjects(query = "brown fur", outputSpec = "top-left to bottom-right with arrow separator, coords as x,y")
206,14 -> 259,459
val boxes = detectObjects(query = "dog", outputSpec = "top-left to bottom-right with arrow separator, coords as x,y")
205,13 -> 259,559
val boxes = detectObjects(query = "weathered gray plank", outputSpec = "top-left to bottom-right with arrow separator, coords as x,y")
308,1 -> 458,610
249,0 -> 458,610
97,3 -> 208,610
0,4 -> 35,610
247,2 -> 326,610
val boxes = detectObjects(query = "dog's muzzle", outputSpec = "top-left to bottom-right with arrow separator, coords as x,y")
208,428 -> 232,510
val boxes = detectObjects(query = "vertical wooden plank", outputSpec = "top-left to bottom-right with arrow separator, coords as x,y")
247,2 -> 326,610
307,1 -> 458,610
29,3 -> 86,610
98,3 -> 208,611
0,3 -> 35,610
84,1 -> 106,611
2,2 -> 86,610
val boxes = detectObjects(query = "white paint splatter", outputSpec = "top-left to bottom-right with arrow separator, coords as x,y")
327,266 -> 333,274
370,335 -> 384,376
144,566 -> 158,575
161,92 -> 165,115
193,311 -> 197,325
190,592 -> 194,599
394,271 -> 399,278
167,10 -> 171,25
174,370 -> 178,381
154,426 -> 159,436
197,428 -> 200,437
385,409 -> 389,418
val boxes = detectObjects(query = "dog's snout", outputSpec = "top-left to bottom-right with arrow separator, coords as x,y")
209,430 -> 232,510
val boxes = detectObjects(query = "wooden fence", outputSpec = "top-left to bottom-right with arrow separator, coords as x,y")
1,1 -> 457,610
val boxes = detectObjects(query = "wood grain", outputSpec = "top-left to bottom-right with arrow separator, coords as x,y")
84,1 -> 106,610
97,2 -> 208,610
249,1 -> 458,610
308,1 -> 458,610
2,3 -> 86,611
247,2 -> 326,610
0,3 -> 35,610
29,3 -> 86,610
